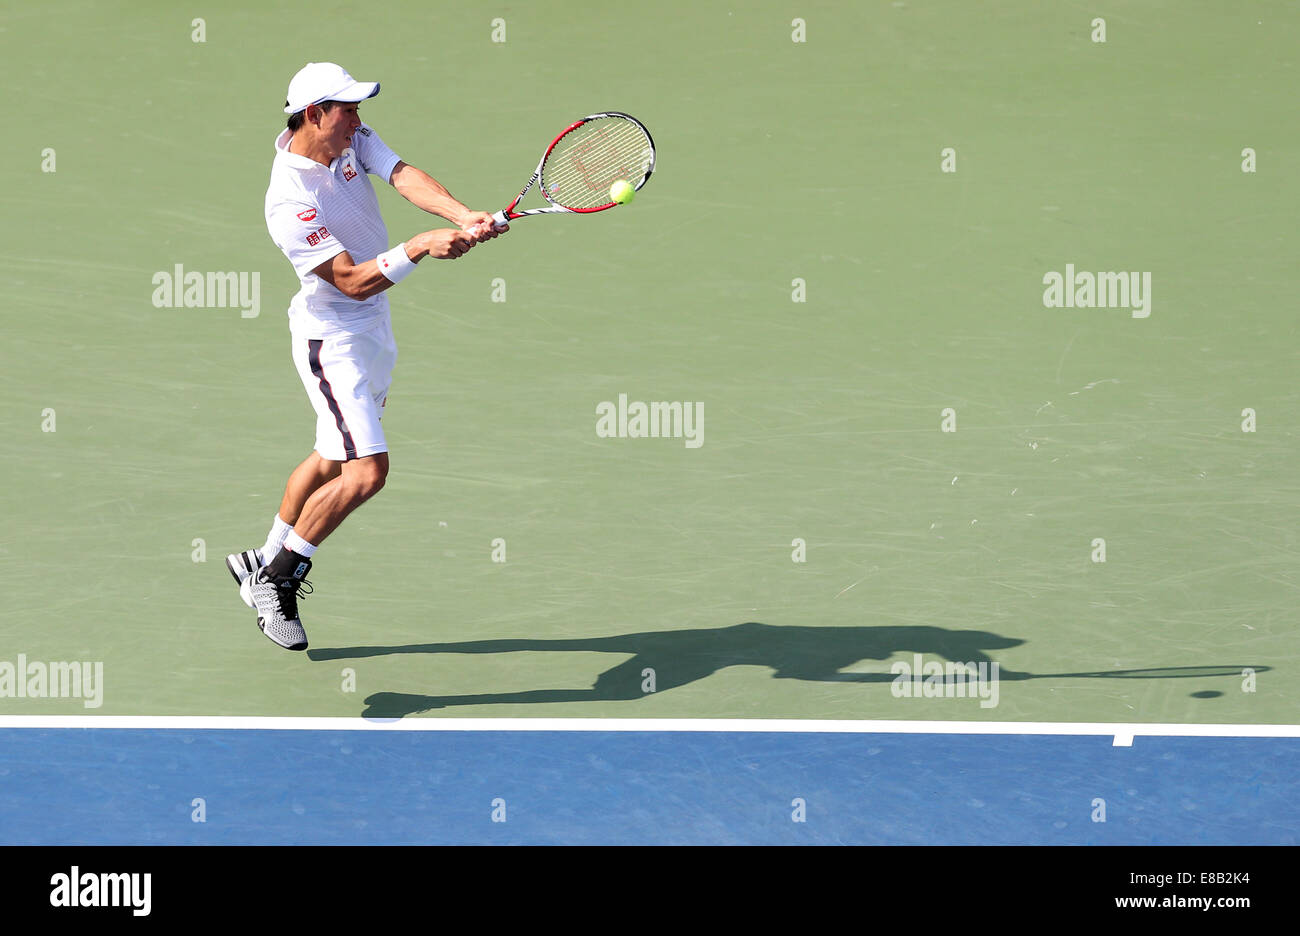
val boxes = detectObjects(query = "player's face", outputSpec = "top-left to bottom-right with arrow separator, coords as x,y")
320,102 -> 362,157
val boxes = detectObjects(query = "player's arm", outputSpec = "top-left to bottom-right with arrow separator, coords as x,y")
312,229 -> 476,300
389,161 -> 504,240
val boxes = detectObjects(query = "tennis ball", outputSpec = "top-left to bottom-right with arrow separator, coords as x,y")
610,180 -> 635,205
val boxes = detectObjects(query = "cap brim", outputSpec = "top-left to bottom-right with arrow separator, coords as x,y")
283,81 -> 381,114
334,80 -> 380,103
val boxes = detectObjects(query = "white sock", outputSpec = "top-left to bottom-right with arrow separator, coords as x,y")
284,530 -> 318,558
260,515 -> 293,564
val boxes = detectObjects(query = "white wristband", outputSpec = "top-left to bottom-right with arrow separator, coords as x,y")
376,244 -> 417,284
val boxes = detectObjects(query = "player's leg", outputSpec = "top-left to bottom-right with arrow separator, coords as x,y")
225,452 -> 342,592
278,319 -> 394,551
248,456 -> 386,646
278,451 -> 344,526
281,452 -> 388,546
243,323 -> 396,651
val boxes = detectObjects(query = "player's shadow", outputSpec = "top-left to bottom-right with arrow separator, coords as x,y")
307,622 -> 1266,719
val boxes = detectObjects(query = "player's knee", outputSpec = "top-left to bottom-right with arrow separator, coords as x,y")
346,458 -> 387,500
357,468 -> 386,500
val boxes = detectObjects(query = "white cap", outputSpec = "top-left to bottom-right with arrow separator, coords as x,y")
283,62 -> 380,114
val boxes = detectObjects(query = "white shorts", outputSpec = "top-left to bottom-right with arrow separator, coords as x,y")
291,318 -> 397,462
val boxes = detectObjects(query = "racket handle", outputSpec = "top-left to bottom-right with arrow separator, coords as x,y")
491,210 -> 509,230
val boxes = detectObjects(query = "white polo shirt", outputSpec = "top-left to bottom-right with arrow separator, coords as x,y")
265,123 -> 403,338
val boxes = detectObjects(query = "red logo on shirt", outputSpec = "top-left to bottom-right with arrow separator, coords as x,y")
342,164 -> 357,182
317,226 -> 330,239
306,231 -> 320,246
297,208 -> 317,222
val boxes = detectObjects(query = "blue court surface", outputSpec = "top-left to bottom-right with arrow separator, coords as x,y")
1,727 -> 1295,845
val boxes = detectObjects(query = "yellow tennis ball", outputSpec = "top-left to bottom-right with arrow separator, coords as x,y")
610,180 -> 635,205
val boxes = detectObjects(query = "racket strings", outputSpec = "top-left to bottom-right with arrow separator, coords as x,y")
541,118 -> 653,210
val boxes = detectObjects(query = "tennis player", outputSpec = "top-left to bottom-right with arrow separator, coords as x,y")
227,62 -> 505,651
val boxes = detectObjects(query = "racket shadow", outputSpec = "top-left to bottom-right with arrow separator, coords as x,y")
306,622 -> 1267,719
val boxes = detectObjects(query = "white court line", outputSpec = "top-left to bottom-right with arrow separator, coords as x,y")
0,716 -> 1298,744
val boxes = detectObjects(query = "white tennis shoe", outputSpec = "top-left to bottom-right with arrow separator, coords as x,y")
242,560 -> 312,652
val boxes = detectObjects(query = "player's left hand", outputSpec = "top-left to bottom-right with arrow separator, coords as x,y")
461,210 -> 507,242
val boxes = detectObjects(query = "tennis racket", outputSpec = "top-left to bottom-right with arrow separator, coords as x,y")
484,111 -> 655,230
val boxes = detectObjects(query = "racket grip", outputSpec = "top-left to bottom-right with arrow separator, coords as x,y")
491,210 -> 509,230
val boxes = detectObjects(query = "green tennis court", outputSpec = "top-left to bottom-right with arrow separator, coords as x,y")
1,0 -> 1295,728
